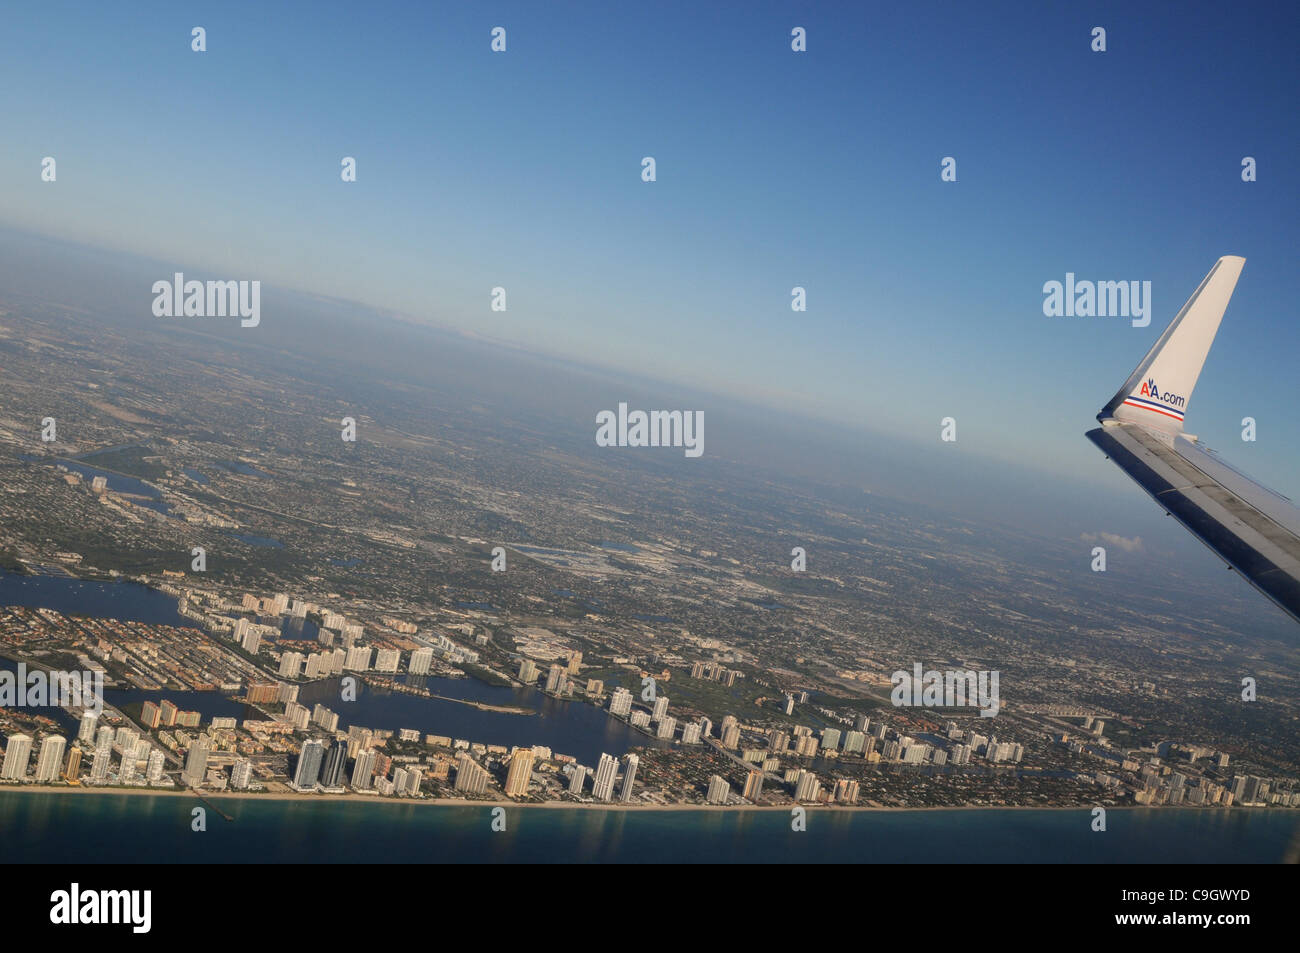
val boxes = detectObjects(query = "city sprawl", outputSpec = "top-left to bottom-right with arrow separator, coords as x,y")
1,296 -> 1295,813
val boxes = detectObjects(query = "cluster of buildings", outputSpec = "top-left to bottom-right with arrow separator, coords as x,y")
518,649 -> 584,696
0,708 -> 174,789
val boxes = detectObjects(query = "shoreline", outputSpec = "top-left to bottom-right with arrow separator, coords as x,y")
0,784 -> 1272,814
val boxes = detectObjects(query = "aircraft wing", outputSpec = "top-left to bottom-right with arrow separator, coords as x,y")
1085,256 -> 1300,624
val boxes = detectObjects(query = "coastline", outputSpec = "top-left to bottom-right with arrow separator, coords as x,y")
0,784 -> 1261,814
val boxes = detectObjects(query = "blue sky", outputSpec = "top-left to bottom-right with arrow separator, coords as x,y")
3,0 -> 1297,495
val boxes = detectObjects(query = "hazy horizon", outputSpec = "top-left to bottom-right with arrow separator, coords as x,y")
4,0 -> 1296,496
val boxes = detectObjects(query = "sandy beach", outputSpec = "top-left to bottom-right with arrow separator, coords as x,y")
0,783 -> 1239,814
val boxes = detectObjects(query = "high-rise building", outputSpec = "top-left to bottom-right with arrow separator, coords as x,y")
706,774 -> 730,805
409,647 -> 434,675
722,724 -> 741,750
374,648 -> 400,673
592,753 -> 619,801
1,733 -> 33,780
284,701 -> 311,730
453,754 -> 490,795
609,688 -> 633,717
743,769 -> 764,802
139,701 -> 162,729
518,659 -> 539,683
351,748 -> 376,790
90,726 -> 115,784
293,739 -> 324,790
35,735 -> 67,783
77,710 -> 99,744
64,745 -> 83,782
620,753 -> 639,802
568,764 -> 588,795
320,740 -> 349,788
652,696 -> 669,721
346,727 -> 375,760
794,769 -> 820,802
565,650 -> 582,675
504,748 -> 535,798
278,652 -> 304,678
311,704 -> 339,732
159,700 -> 179,727
345,645 -> 372,671
656,716 -> 677,740
304,653 -> 325,679
401,765 -> 422,796
545,664 -> 565,694
784,694 -> 795,715
822,728 -> 841,751
145,749 -> 165,782
182,734 -> 211,788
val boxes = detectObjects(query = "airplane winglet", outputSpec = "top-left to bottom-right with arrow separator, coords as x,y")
1098,256 -> 1246,433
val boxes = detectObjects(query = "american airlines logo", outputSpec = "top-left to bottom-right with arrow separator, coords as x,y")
1122,377 -> 1187,421
1138,378 -> 1184,408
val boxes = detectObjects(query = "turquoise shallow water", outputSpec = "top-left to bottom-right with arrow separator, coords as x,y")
1,792 -> 1294,863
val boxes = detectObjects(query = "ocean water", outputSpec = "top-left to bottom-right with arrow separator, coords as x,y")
0,793 -> 1293,863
